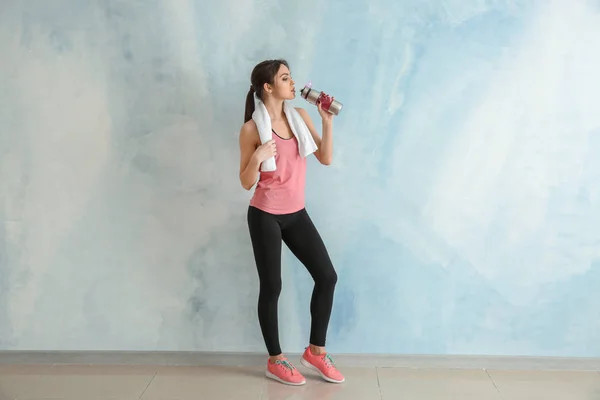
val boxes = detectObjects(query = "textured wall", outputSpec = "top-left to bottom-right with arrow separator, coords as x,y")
1,0 -> 600,357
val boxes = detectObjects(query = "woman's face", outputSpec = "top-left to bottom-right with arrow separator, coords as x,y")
265,64 -> 296,101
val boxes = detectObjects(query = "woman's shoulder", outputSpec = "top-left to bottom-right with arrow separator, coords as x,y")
240,119 -> 259,139
294,106 -> 310,120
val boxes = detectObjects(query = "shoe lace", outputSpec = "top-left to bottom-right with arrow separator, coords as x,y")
276,359 -> 297,374
323,354 -> 336,369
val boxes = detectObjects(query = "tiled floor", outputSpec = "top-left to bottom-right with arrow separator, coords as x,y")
0,364 -> 599,399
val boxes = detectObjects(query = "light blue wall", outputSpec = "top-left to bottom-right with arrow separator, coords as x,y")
1,0 -> 600,357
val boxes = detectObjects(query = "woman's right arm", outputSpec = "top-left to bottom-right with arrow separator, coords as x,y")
239,123 -> 276,190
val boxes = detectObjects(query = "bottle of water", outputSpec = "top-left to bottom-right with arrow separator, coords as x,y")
299,81 -> 343,115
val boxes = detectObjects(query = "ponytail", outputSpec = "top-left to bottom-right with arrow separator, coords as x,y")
244,59 -> 288,122
244,86 -> 255,123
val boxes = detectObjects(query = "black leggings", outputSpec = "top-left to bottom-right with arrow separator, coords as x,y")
247,206 -> 338,356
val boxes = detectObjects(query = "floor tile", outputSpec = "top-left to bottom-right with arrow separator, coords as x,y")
13,365 -> 155,400
488,369 -> 600,399
140,366 -> 264,400
377,367 -> 501,400
0,365 -> 53,400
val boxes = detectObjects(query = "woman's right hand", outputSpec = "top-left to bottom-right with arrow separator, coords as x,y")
253,140 -> 277,163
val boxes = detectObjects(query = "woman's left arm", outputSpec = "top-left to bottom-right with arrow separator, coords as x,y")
296,103 -> 333,165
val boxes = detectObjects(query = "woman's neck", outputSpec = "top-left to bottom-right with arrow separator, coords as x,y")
263,98 -> 285,122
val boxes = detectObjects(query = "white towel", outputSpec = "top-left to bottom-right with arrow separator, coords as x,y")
252,96 -> 318,172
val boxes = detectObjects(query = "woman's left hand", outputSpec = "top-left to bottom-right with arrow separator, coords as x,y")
317,100 -> 333,123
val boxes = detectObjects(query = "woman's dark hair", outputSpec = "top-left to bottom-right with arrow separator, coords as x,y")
244,59 -> 289,123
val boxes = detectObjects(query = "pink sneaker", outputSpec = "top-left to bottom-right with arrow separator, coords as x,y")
300,347 -> 345,383
266,358 -> 306,386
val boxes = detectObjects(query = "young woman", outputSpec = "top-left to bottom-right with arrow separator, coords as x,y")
238,59 -> 344,386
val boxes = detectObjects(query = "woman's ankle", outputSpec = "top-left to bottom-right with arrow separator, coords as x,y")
269,353 -> 285,363
309,344 -> 326,355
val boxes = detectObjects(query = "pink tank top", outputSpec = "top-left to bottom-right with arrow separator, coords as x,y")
250,130 -> 306,214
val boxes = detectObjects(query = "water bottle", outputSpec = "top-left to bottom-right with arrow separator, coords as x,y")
299,82 -> 343,115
